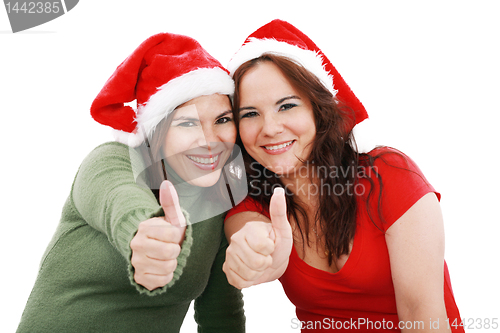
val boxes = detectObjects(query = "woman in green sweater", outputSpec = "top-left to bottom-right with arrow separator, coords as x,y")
17,33 -> 246,333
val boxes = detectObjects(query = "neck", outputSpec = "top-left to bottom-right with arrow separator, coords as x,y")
163,161 -> 204,201
279,167 -> 320,206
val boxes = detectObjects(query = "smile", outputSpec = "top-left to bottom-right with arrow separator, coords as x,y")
187,153 -> 220,165
263,140 -> 294,151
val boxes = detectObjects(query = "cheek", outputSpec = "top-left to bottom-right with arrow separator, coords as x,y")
221,125 -> 237,144
163,129 -> 189,156
297,113 -> 316,140
161,132 -> 174,157
238,122 -> 258,148
298,123 -> 316,139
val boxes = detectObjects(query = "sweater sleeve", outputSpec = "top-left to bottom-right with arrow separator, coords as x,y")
194,231 -> 245,333
70,142 -> 194,295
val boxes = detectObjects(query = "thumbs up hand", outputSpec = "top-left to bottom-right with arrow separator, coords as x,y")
223,187 -> 293,289
130,181 -> 187,291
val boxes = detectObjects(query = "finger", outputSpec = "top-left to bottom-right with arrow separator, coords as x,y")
224,249 -> 267,280
229,235 -> 273,272
145,242 -> 181,261
136,219 -> 184,245
269,187 -> 289,236
160,180 -> 186,227
131,250 -> 175,273
231,222 -> 273,258
227,238 -> 272,272
245,225 -> 274,256
223,260 -> 258,290
134,272 -> 174,291
141,258 -> 178,276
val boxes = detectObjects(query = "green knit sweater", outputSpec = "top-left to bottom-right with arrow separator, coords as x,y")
16,142 -> 245,333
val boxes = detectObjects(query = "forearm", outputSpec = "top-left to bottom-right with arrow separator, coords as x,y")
224,211 -> 271,243
71,143 -> 161,256
398,305 -> 451,333
70,143 -> 197,294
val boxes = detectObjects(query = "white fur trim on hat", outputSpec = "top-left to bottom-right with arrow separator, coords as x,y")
227,37 -> 337,96
112,126 -> 146,148
113,67 -> 234,147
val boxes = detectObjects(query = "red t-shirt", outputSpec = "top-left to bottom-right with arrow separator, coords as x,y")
226,148 -> 464,332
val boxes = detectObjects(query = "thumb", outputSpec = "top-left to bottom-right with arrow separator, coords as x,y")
160,180 -> 186,228
269,187 -> 289,238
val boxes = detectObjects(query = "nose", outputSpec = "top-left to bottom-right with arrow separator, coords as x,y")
261,113 -> 284,137
196,125 -> 219,150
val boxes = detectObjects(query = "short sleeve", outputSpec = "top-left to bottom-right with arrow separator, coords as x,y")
224,196 -> 269,221
362,147 -> 440,231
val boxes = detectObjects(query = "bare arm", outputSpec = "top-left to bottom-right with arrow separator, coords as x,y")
224,211 -> 270,243
386,192 -> 451,332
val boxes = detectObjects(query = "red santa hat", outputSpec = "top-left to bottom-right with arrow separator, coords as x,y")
228,19 -> 368,129
91,33 -> 234,147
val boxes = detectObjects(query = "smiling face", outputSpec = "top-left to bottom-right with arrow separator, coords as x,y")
237,61 -> 316,177
161,94 -> 236,187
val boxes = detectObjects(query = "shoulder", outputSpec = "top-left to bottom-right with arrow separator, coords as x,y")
71,141 -> 152,195
363,146 -> 416,171
78,141 -> 144,173
225,195 -> 270,221
78,141 -> 129,168
83,141 -> 133,160
360,146 -> 433,189
358,146 -> 440,230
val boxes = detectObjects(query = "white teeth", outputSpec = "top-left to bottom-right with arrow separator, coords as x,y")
187,154 -> 219,164
264,141 -> 293,151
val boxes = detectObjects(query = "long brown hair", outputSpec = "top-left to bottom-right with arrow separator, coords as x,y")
233,54 -> 367,265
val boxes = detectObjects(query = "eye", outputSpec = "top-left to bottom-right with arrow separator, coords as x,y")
279,103 -> 297,112
240,111 -> 259,119
177,121 -> 197,127
215,116 -> 233,125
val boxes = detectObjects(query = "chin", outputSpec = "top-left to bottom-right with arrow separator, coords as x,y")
264,163 -> 298,176
186,169 -> 223,188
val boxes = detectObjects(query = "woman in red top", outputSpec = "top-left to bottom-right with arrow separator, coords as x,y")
223,20 -> 464,332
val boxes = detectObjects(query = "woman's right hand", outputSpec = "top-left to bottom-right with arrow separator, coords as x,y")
130,181 -> 187,291
223,188 -> 293,289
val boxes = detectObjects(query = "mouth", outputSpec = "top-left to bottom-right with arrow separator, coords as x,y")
262,140 -> 294,154
186,152 -> 222,170
187,154 -> 220,164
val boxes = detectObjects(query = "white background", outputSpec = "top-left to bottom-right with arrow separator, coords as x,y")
1,1 -> 499,332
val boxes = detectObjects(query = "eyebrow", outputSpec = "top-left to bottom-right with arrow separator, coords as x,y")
276,95 -> 301,105
238,106 -> 255,113
173,110 -> 232,121
172,116 -> 198,122
239,95 -> 301,113
217,110 -> 233,118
